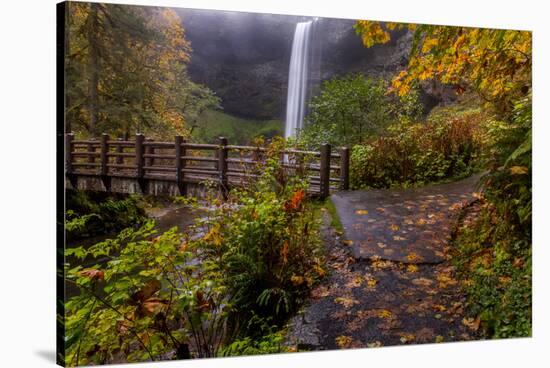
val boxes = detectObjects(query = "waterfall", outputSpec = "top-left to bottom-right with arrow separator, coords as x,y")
284,21 -> 313,139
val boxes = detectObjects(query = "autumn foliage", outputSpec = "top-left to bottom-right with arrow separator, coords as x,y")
64,140 -> 324,364
64,3 -> 219,138
354,21 -> 531,115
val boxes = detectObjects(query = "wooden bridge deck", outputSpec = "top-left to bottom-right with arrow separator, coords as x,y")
65,133 -> 350,199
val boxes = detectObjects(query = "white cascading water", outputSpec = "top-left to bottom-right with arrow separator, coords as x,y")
284,21 -> 313,139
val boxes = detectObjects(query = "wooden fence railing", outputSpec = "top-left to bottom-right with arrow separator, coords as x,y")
65,133 -> 350,199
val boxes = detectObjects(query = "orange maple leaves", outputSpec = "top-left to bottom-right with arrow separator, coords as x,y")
284,189 -> 306,213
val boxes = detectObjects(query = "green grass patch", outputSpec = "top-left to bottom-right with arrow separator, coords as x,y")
310,197 -> 344,234
192,109 -> 283,145
324,198 -> 344,233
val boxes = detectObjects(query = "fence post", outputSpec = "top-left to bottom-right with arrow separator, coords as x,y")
100,133 -> 110,190
135,133 -> 145,180
116,137 -> 123,165
340,146 -> 350,190
65,133 -> 74,175
100,133 -> 109,176
218,136 -> 228,199
320,143 -> 331,199
175,135 -> 186,196
145,138 -> 152,167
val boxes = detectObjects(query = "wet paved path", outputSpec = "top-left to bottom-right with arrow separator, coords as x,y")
287,175 -> 482,350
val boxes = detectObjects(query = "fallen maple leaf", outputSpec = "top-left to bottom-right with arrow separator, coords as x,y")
437,273 -> 457,288
412,278 -> 433,287
367,341 -> 383,348
335,335 -> 353,348
365,278 -> 377,288
334,297 -> 359,309
389,224 -> 400,231
416,218 -> 427,225
378,309 -> 392,319
406,264 -> 419,273
406,252 -> 421,262
462,317 -> 481,331
311,286 -> 331,298
400,333 -> 415,343
346,276 -> 363,288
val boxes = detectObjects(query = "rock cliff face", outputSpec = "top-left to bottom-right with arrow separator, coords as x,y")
176,8 -> 451,120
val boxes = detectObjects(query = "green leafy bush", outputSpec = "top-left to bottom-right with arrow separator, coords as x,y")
195,138 -> 325,334
299,74 -> 421,148
453,95 -> 531,338
350,106 -> 485,188
220,331 -> 287,357
66,190 -> 148,240
65,222 -> 230,365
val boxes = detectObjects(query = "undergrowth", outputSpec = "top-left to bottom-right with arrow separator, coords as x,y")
453,95 -> 531,338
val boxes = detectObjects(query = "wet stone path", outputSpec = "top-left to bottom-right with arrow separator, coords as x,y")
287,175 -> 482,350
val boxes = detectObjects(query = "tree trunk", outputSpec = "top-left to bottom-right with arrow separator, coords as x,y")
64,3 -> 71,133
88,3 -> 99,136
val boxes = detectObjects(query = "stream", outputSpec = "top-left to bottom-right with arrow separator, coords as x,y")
64,204 -> 203,298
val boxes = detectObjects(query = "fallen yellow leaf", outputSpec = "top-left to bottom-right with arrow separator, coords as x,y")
509,166 -> 529,175
416,218 -> 427,225
378,309 -> 392,319
406,264 -> 419,273
462,317 -> 481,331
355,209 -> 369,215
335,335 -> 353,348
412,278 -> 433,287
406,252 -> 421,261
346,276 -> 363,288
400,333 -> 415,343
334,297 -> 359,309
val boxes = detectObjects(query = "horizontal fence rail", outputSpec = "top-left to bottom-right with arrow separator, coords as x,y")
65,133 -> 350,199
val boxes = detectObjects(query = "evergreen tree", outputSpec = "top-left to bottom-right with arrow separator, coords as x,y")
65,2 -> 219,139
